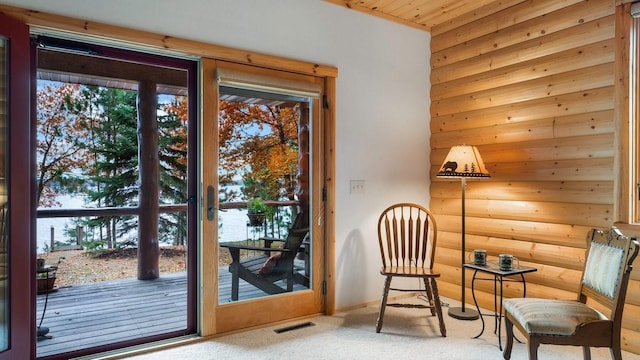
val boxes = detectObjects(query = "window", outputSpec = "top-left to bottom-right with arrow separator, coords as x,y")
633,3 -> 640,223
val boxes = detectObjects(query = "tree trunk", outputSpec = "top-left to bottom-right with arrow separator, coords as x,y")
107,218 -> 113,249
137,80 -> 159,280
296,103 -> 310,209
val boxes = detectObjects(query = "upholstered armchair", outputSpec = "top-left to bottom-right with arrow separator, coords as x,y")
502,226 -> 639,360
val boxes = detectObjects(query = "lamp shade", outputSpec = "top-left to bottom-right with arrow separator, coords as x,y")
437,145 -> 490,178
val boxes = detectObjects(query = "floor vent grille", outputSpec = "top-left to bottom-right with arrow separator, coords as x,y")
274,321 -> 315,333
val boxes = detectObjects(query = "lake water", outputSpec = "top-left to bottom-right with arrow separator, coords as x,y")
37,195 -> 254,252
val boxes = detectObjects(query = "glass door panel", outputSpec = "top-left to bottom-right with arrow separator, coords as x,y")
202,59 -> 325,334
217,86 -> 312,303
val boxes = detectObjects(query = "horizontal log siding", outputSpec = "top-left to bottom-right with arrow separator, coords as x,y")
430,0 -> 640,354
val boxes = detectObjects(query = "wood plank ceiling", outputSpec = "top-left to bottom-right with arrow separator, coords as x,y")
324,0 -> 511,32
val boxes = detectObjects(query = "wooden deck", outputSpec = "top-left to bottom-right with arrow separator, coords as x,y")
36,268 -> 308,358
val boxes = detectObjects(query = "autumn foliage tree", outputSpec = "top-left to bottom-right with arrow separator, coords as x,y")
218,101 -> 299,203
36,83 -> 91,207
37,82 -> 190,248
37,81 -> 300,248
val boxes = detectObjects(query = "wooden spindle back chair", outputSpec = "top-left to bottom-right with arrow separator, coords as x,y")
375,203 -> 446,336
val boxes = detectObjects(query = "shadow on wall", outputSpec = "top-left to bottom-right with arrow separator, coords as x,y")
337,229 -> 369,307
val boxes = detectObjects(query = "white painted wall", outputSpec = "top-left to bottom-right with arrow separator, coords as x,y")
3,0 -> 431,310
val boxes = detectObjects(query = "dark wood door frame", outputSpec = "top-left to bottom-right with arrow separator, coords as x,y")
0,12 -> 33,360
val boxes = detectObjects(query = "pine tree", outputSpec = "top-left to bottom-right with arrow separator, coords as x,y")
82,86 -> 139,248
158,96 -> 188,246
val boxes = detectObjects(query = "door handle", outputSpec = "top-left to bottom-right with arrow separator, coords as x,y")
207,185 -> 215,221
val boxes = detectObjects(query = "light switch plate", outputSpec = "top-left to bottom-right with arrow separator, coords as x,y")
350,180 -> 365,194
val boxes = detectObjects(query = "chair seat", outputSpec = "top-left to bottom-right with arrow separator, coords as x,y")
239,254 -> 271,273
380,266 -> 440,277
503,298 -> 606,336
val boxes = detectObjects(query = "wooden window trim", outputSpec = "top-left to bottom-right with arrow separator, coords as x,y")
633,10 -> 640,224
614,2 -> 640,241
615,2 -> 634,225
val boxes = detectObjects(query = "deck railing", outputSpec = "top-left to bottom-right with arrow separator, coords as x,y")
37,200 -> 299,251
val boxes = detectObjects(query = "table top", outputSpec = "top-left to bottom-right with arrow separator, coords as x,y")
36,265 -> 58,274
463,260 -> 537,276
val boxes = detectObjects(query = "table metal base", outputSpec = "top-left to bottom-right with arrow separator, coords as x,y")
464,261 -> 537,350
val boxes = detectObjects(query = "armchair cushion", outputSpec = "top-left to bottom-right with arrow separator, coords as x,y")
503,298 -> 606,336
258,254 -> 281,275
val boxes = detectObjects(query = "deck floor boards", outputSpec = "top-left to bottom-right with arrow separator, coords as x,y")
36,269 -> 308,358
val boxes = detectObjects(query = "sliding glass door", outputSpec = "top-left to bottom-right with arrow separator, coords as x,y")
33,38 -> 198,359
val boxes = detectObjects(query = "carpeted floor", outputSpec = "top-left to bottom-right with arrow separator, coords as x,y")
118,297 -> 640,360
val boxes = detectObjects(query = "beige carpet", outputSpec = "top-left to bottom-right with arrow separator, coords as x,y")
117,297 -> 640,360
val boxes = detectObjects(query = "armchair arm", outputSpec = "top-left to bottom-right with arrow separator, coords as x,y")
220,243 -> 293,263
259,236 -> 285,248
259,236 -> 285,242
257,227 -> 309,244
220,243 -> 291,253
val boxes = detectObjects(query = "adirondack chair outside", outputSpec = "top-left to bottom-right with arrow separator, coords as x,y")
220,209 -> 310,301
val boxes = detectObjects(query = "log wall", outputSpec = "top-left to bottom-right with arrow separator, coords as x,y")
429,0 -> 640,353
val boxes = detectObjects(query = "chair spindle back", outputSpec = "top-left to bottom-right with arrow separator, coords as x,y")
377,203 -> 437,269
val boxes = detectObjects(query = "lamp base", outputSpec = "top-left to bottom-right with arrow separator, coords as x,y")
448,306 -> 479,320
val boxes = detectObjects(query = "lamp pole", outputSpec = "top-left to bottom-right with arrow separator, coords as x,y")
437,144 -> 488,321
447,177 -> 479,320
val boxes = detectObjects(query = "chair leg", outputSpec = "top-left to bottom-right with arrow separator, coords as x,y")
286,272 -> 294,292
423,277 -> 436,316
610,346 -> 622,360
529,338 -> 540,360
503,315 -> 514,360
582,346 -> 591,360
429,278 -> 446,337
230,264 -> 239,301
610,335 -> 622,360
376,276 -> 392,333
